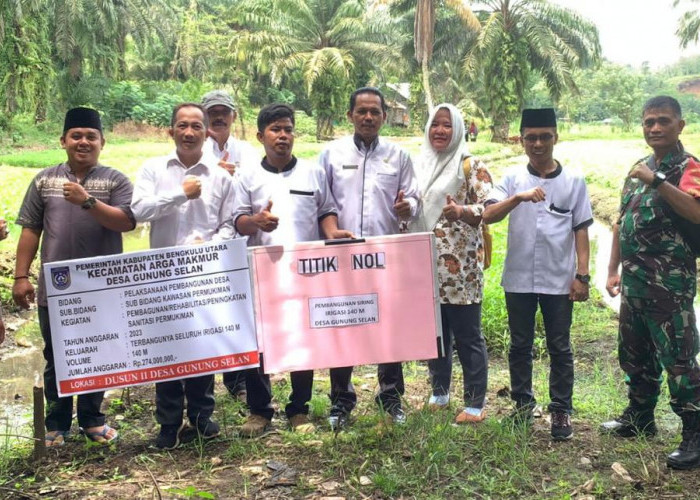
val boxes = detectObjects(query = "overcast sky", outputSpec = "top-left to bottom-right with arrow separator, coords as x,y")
549,0 -> 700,68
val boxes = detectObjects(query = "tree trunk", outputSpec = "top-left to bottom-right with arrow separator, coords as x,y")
491,120 -> 510,143
316,115 -> 334,141
421,58 -> 434,113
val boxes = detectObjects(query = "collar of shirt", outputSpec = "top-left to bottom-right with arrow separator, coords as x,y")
261,156 -> 297,174
352,133 -> 379,153
165,151 -> 210,172
208,135 -> 231,155
527,160 -> 562,179
658,141 -> 686,168
63,162 -> 99,184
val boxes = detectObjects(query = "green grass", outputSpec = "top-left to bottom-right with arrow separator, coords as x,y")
1,128 -> 699,499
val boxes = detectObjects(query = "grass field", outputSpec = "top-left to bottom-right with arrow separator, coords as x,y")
1,130 -> 700,498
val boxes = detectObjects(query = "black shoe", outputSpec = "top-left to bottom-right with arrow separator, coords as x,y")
667,413 -> 700,470
155,424 -> 183,450
388,405 -> 407,425
180,418 -> 220,444
551,412 -> 573,441
505,405 -> 534,427
600,406 -> 657,438
328,408 -> 350,432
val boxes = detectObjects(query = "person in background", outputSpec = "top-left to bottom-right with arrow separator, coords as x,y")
483,108 -> 592,442
131,102 -> 235,449
468,121 -> 478,142
411,103 -> 491,424
0,218 -> 9,344
202,89 -> 261,178
13,107 -> 134,447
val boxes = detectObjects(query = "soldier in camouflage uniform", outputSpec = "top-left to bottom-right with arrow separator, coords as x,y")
602,96 -> 700,470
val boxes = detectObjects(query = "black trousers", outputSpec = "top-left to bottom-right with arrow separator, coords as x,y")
428,303 -> 488,408
39,306 -> 106,431
505,293 -> 574,413
155,374 -> 215,426
329,361 -> 405,414
245,354 -> 313,419
223,370 -> 246,395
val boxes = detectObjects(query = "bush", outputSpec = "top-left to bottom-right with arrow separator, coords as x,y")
105,82 -> 146,124
132,94 -> 182,128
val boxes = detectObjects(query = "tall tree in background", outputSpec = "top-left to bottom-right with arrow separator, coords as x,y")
389,0 -> 479,114
50,0 -> 168,105
675,0 -> 700,48
232,0 -> 400,139
463,0 -> 600,142
0,0 -> 52,119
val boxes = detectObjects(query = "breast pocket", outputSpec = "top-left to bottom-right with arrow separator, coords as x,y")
290,189 -> 317,223
374,169 -> 399,195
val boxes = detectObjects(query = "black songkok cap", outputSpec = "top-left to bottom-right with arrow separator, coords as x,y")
520,108 -> 557,129
63,107 -> 102,134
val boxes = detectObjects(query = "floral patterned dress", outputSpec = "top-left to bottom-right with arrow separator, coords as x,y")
433,157 -> 493,305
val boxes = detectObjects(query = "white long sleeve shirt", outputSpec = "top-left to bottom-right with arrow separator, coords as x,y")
319,135 -> 419,237
131,152 -> 235,248
202,136 -> 261,177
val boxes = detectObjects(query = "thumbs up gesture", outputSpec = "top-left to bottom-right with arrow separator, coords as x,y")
218,151 -> 237,176
254,200 -> 279,232
442,194 -> 465,222
393,190 -> 411,220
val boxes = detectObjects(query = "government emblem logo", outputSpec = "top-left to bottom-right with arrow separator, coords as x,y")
51,266 -> 71,290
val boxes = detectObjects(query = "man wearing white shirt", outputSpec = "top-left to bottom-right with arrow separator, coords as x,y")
201,89 -> 259,400
319,87 -> 420,429
201,90 -> 261,177
131,102 -> 235,449
482,108 -> 592,441
234,103 -> 351,437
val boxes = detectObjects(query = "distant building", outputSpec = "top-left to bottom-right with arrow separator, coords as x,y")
385,83 -> 410,127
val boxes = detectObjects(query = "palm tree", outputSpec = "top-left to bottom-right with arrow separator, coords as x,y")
232,0 -> 401,139
675,0 -> 700,48
0,0 -> 52,118
386,0 -> 479,114
463,0 -> 600,142
50,0 -> 170,95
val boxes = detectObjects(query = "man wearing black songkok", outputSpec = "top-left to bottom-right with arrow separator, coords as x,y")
13,107 -> 135,447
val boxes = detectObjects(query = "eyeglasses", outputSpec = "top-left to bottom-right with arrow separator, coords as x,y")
522,133 -> 555,143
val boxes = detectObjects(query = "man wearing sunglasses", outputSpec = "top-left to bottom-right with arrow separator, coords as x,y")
483,108 -> 592,442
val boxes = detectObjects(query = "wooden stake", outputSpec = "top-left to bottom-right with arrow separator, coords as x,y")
33,373 -> 46,460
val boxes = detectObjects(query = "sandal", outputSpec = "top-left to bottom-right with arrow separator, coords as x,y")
82,424 -> 119,444
45,430 -> 70,447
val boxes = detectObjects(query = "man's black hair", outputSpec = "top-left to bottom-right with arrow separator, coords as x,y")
643,95 -> 682,118
257,103 -> 295,132
170,103 -> 209,128
349,87 -> 387,113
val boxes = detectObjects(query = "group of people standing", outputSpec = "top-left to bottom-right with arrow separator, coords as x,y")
2,87 -> 700,470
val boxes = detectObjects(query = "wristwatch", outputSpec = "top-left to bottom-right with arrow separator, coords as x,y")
575,273 -> 591,284
81,196 -> 97,210
651,171 -> 667,189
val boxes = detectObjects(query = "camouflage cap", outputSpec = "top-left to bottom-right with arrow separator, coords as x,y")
202,90 -> 235,111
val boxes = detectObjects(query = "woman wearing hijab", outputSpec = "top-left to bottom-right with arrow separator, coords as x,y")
412,104 -> 492,424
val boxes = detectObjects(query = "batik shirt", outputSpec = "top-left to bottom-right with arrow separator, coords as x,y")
16,163 -> 134,306
434,157 -> 492,305
619,142 -> 700,299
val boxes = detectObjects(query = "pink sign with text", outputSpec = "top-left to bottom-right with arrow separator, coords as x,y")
250,233 -> 441,373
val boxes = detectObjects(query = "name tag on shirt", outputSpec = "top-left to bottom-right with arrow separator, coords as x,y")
290,189 -> 314,196
342,165 -> 359,170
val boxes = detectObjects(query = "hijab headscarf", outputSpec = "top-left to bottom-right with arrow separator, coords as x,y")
411,103 -> 469,232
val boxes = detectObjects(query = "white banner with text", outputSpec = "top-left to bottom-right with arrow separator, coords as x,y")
44,239 -> 258,396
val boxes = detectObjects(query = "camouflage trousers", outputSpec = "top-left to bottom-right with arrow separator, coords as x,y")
619,294 -> 700,415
